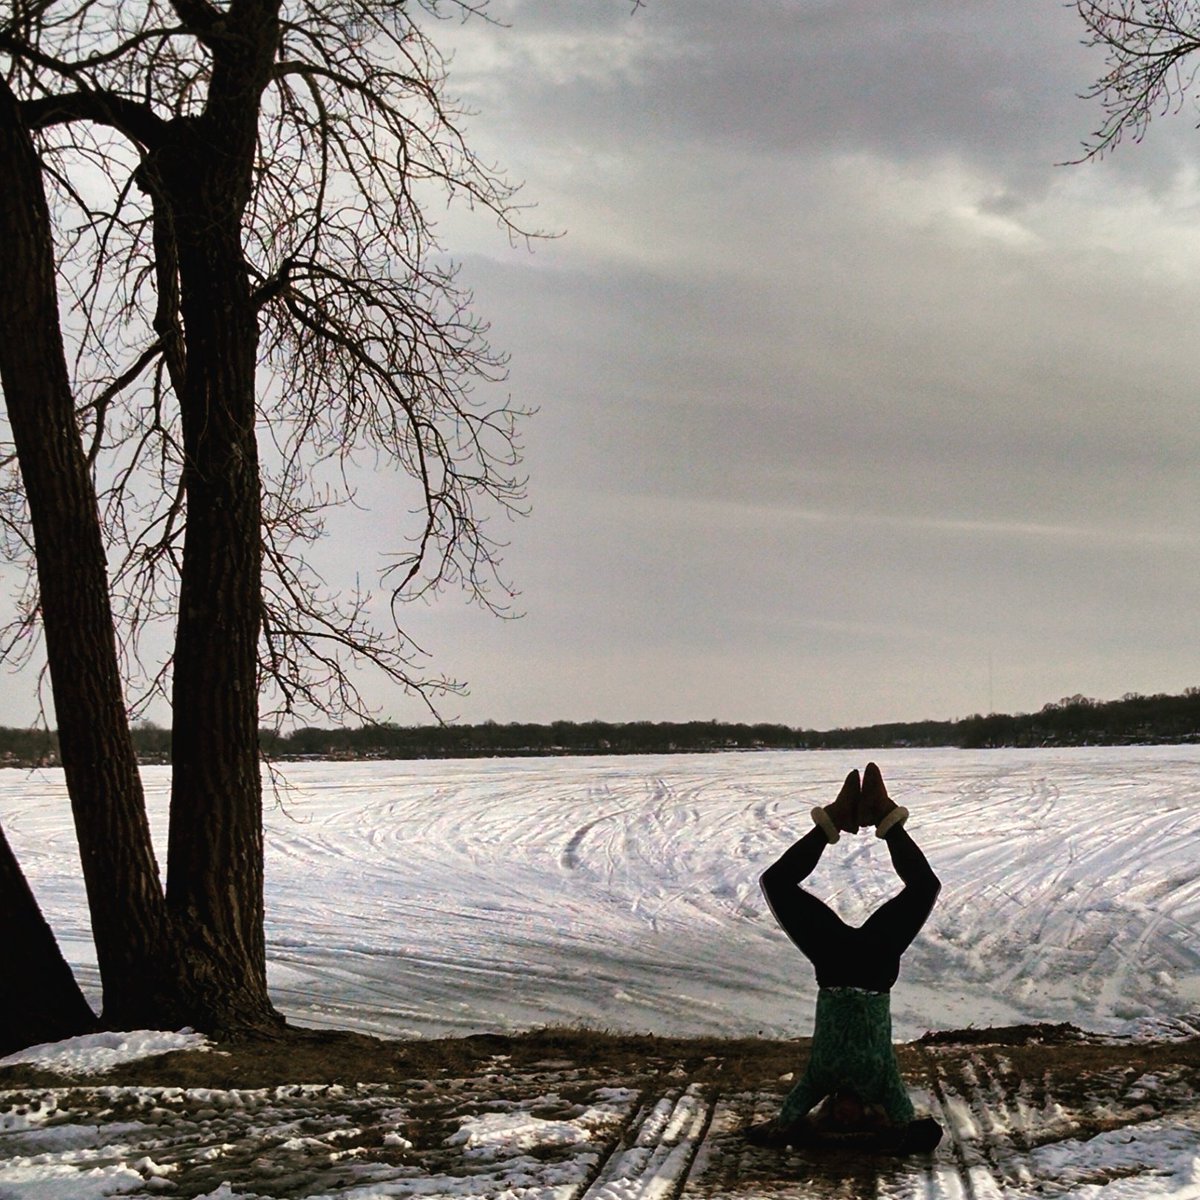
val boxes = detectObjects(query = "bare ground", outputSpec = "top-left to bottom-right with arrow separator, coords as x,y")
2,1022 -> 1199,1197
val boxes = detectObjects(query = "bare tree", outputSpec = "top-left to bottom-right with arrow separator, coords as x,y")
0,69 -> 180,1034
0,0 -> 529,1044
1076,0 -> 1200,157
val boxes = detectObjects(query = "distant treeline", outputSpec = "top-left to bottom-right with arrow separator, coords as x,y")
2,688 -> 1199,767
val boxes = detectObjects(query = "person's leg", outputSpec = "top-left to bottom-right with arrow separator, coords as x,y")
760,825 -> 849,970
860,825 -> 940,959
755,825 -> 852,1134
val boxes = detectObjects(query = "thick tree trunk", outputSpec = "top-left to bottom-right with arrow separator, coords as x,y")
164,203 -> 279,1031
152,82 -> 281,1034
2,2 -> 286,1040
0,77 -> 181,1035
0,822 -> 98,1054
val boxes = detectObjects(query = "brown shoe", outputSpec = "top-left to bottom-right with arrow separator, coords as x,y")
860,762 -> 908,837
813,769 -> 861,841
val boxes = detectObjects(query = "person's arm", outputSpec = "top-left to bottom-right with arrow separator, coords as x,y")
776,1069 -> 826,1126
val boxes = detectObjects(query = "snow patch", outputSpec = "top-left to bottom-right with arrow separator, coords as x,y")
446,1110 -> 592,1159
1029,1116 -> 1200,1198
0,1031 -> 210,1076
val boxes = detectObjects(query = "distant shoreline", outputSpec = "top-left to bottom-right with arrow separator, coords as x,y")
3,687 -> 1199,768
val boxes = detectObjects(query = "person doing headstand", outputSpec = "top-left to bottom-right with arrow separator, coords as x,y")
751,762 -> 942,1153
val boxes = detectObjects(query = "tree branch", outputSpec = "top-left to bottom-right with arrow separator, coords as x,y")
167,0 -> 224,43
0,24 -> 187,78
21,90 -> 168,148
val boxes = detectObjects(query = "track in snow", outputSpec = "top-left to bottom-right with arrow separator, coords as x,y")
3,1034 -> 1200,1198
2,746 -> 1199,1041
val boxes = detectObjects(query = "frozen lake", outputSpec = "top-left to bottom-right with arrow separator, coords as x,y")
3,746 -> 1199,1042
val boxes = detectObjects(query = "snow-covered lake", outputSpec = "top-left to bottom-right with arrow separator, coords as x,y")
3,746 -> 1198,1042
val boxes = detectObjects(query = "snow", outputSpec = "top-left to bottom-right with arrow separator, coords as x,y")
2,746 -> 1200,1197
0,1068 -> 1197,1200
0,1031 -> 210,1076
445,1106 -> 614,1159
1028,1117 -> 1200,1198
6,746 -> 1195,1042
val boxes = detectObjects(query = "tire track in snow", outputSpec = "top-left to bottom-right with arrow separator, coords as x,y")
923,1055 -> 985,1200
561,798 -> 639,874
579,1083 -> 714,1199
918,1043 -> 1084,1200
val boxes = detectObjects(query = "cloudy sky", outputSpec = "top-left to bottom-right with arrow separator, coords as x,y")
7,0 -> 1200,731
351,0 -> 1197,730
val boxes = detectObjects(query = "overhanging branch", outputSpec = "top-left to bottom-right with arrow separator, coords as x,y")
21,89 -> 168,149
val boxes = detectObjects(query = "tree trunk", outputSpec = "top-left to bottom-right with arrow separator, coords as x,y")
0,76 -> 181,1035
164,209 -> 279,1031
2,1 -> 286,1040
153,104 -> 281,1035
0,822 -> 98,1054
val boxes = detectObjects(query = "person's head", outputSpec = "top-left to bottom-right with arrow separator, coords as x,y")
829,1088 -> 865,1127
820,1088 -> 889,1132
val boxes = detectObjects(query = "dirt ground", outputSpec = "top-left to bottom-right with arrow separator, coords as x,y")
2,1022 -> 1199,1197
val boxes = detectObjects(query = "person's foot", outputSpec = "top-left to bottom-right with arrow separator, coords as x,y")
859,762 -> 908,836
814,769 -> 860,840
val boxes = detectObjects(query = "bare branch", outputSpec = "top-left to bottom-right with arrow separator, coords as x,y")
2,0 -> 537,724
83,337 -> 164,465
1075,0 -> 1200,159
22,88 -> 168,147
0,23 -> 187,77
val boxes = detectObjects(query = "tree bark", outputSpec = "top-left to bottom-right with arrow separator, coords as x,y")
151,3 -> 284,1032
0,76 -> 180,1034
162,181 -> 279,1029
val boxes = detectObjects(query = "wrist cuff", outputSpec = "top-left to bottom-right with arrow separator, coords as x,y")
875,806 -> 909,838
811,806 -> 840,843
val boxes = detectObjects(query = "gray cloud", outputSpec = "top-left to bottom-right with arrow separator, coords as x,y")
388,0 -> 1200,726
6,0 -> 1200,730
443,0 -> 1192,192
